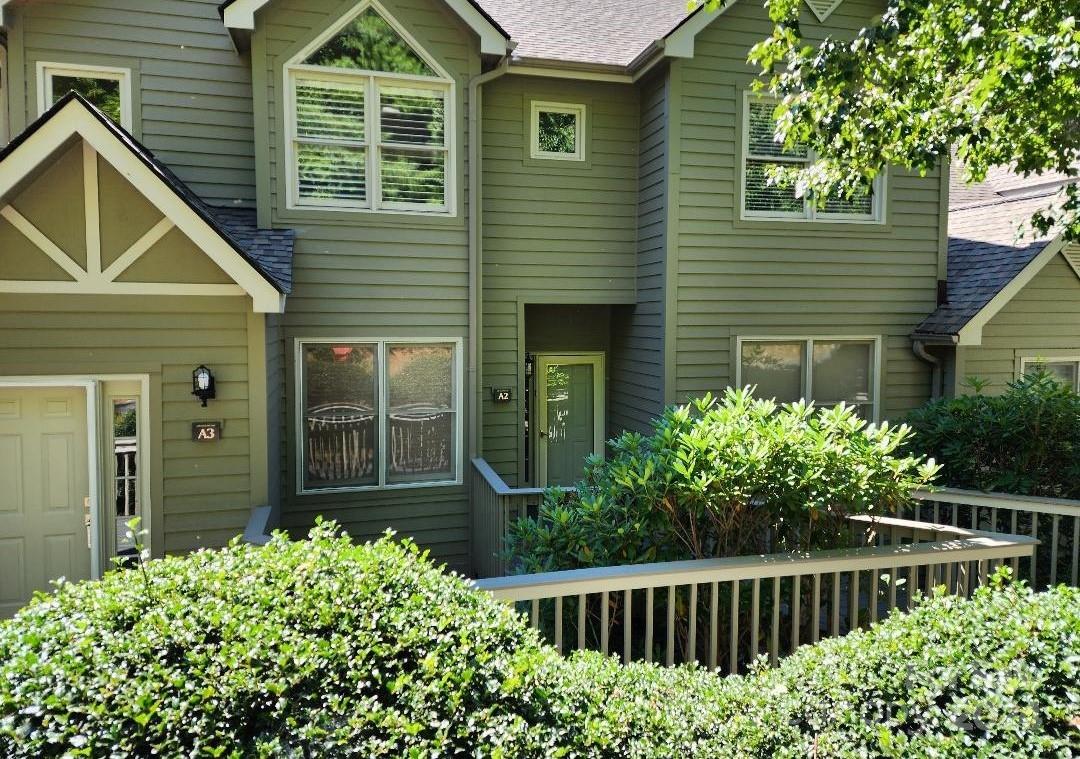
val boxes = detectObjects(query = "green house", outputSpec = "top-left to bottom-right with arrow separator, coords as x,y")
0,0 -> 1073,611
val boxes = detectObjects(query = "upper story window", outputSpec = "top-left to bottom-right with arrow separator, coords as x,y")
742,97 -> 883,223
530,101 -> 585,161
38,62 -> 132,130
286,2 -> 453,214
737,336 -> 880,420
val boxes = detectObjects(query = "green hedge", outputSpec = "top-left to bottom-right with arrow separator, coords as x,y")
2,526 -> 1077,757
906,370 -> 1080,497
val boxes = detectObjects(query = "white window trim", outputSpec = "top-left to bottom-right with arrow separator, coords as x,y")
734,335 -> 883,422
529,100 -> 586,161
1018,356 -> 1080,391
740,93 -> 885,224
282,0 -> 456,216
1,45 -> 9,145
37,61 -> 133,131
294,337 -> 464,495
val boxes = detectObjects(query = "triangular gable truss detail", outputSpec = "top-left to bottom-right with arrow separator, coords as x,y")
805,0 -> 844,22
0,97 -> 284,312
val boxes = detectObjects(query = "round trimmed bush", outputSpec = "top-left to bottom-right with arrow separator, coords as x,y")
1,525 -> 1077,757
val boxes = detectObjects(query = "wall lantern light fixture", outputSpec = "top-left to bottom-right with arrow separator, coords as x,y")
192,365 -> 216,407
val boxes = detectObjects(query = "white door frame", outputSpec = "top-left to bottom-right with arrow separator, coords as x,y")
0,374 -> 151,578
535,353 -> 605,487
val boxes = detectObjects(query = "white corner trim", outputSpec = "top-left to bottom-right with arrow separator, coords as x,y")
0,99 -> 285,312
664,0 -> 740,59
956,235 -> 1069,346
223,0 -> 508,55
0,0 -> 11,27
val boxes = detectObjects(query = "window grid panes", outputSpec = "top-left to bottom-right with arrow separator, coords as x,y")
743,98 -> 877,221
739,338 -> 877,418
289,6 -> 450,212
300,340 -> 459,493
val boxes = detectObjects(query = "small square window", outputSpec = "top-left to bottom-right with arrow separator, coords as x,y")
38,62 -> 132,130
530,101 -> 585,161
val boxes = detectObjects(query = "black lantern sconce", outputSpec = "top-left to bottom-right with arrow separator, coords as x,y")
192,365 -> 216,407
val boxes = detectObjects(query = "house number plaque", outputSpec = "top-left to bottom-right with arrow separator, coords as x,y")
192,422 -> 223,442
492,388 -> 512,403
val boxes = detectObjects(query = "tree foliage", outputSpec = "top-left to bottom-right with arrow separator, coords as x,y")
725,0 -> 1080,238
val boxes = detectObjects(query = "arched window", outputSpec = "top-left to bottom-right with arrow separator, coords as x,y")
285,2 -> 453,214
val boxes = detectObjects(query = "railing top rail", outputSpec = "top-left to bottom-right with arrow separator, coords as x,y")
849,514 -> 997,539
471,457 -> 573,498
475,532 -> 1036,602
915,487 -> 1080,517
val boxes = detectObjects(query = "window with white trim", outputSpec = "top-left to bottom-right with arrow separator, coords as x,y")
742,97 -> 882,222
298,339 -> 461,493
738,337 -> 878,419
1020,357 -> 1080,391
286,2 -> 452,213
39,62 -> 132,129
530,101 -> 585,161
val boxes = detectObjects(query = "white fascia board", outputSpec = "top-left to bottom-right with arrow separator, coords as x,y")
0,101 -> 286,312
224,0 -> 508,55
956,235 -> 1068,346
663,0 -> 739,59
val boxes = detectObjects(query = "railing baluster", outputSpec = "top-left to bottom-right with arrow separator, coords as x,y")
831,571 -> 840,638
978,559 -> 988,587
709,581 -> 718,671
990,506 -> 998,533
811,573 -> 821,644
530,599 -> 539,629
666,585 -> 675,667
790,574 -> 801,652
751,578 -> 760,660
888,565 -> 897,610
623,589 -> 632,664
849,570 -> 860,632
1050,515 -> 1060,587
601,591 -> 610,656
554,596 -> 563,654
687,583 -> 698,664
770,576 -> 781,666
970,504 -> 978,530
1011,510 -> 1019,575
577,593 -> 586,651
869,571 -> 878,624
1030,512 -> 1039,588
645,587 -> 654,663
728,580 -> 739,674
1072,517 -> 1079,586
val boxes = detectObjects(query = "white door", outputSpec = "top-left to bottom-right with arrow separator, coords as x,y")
536,354 -> 605,487
0,387 -> 91,617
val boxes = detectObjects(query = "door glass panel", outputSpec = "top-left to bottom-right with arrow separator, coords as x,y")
740,341 -> 804,403
386,343 -> 455,484
545,363 -> 595,487
811,341 -> 873,414
303,344 -> 378,490
112,399 -> 138,556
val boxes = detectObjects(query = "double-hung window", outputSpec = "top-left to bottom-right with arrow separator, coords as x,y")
1020,357 -> 1080,391
742,97 -> 882,222
298,339 -> 461,493
738,337 -> 879,419
287,3 -> 453,213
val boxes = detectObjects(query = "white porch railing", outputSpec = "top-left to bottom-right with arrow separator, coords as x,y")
474,516 -> 1036,674
907,488 -> 1080,589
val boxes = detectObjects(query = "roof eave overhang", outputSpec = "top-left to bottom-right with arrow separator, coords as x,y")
910,332 -> 959,346
507,57 -> 634,83
221,0 -> 510,56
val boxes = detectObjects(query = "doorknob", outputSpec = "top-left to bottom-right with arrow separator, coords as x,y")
539,431 -> 548,438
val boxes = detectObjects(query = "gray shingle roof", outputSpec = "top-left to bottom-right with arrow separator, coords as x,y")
479,0 -> 690,67
209,207 -> 295,293
914,193 -> 1059,337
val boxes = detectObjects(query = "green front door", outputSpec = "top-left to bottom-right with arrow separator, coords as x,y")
536,354 -> 604,487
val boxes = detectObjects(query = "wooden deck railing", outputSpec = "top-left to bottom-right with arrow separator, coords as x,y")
470,457 -> 571,578
908,488 -> 1080,589
474,516 -> 1037,674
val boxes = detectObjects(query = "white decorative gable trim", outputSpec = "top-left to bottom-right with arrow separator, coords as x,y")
0,97 -> 285,312
805,0 -> 844,22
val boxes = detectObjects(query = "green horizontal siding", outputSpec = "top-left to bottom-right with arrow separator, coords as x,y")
0,294 -> 254,554
670,0 -> 940,421
481,74 -> 639,483
958,252 -> 1080,392
256,0 -> 478,571
9,0 -> 255,205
